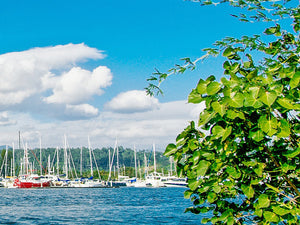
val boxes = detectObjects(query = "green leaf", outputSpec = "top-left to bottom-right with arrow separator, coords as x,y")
192,151 -> 201,165
243,160 -> 258,167
249,86 -> 260,98
188,89 -> 203,104
222,126 -> 232,142
219,210 -> 230,221
223,61 -> 231,70
258,194 -> 270,208
246,69 -> 258,79
212,101 -> 226,117
290,71 -> 300,89
212,125 -> 225,139
281,163 -> 296,173
164,143 -> 177,157
198,111 -> 216,126
254,209 -> 263,217
244,93 -> 263,108
258,115 -> 278,136
229,92 -> 244,108
223,46 -> 235,58
188,179 -> 201,191
264,26 -> 279,35
283,147 -> 300,159
249,130 -> 264,142
213,185 -> 221,193
226,216 -> 234,225
207,192 -> 217,203
184,190 -> 193,199
226,110 -> 245,120
241,184 -> 254,199
227,166 -> 241,179
272,206 -> 290,216
201,218 -> 209,224
260,91 -> 277,107
196,79 -> 208,94
207,82 -> 221,95
196,160 -> 211,177
277,98 -> 295,110
264,211 -> 279,223
189,139 -> 199,151
277,119 -> 290,138
254,163 -> 265,177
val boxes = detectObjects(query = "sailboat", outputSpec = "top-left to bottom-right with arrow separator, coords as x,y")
13,174 -> 51,188
13,143 -> 51,188
0,144 -> 17,188
161,156 -> 187,187
69,136 -> 105,188
127,145 -> 148,187
144,143 -> 166,188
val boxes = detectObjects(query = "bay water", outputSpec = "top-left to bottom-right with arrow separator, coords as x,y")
0,187 -> 205,224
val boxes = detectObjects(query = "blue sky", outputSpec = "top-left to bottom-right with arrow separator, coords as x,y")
0,0 -> 269,150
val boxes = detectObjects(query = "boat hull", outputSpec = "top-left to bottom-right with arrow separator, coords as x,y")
13,179 -> 51,188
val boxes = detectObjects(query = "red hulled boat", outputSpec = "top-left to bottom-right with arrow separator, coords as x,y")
13,175 -> 51,188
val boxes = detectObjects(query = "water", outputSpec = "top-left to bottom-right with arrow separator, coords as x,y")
0,187 -> 204,224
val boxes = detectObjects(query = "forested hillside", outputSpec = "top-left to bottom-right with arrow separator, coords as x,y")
0,146 -> 171,179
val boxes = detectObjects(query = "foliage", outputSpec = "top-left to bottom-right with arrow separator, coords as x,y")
148,0 -> 300,224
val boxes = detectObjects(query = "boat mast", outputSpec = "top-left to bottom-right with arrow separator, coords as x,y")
47,155 -> 51,174
39,135 -> 42,176
64,135 -> 68,179
56,147 -> 59,176
116,140 -> 119,180
138,160 -> 141,179
153,143 -> 156,173
25,143 -> 29,174
170,156 -> 173,176
12,142 -> 15,177
88,136 -> 93,177
144,152 -> 148,177
108,148 -> 111,175
5,145 -> 8,178
10,159 -> 12,177
80,146 -> 83,177
134,145 -> 137,178
107,139 -> 117,183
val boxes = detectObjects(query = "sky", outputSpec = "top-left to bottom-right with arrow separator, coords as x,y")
0,0 -> 270,151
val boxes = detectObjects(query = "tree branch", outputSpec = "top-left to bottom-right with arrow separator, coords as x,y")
264,146 -> 300,198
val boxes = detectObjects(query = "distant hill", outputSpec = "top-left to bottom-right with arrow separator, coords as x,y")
0,146 -> 172,178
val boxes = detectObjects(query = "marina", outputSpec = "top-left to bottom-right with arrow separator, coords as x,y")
0,137 -> 187,189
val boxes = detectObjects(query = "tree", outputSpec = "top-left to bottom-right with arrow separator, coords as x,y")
147,0 -> 300,224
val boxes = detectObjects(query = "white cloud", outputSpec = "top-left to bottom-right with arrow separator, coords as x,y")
44,66 -> 112,104
105,90 -> 160,113
65,104 -> 99,119
0,112 -> 16,126
0,43 -> 111,120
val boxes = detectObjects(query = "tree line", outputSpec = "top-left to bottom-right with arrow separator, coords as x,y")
0,146 -> 171,180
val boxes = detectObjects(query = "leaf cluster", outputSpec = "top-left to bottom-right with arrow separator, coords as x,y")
160,1 -> 300,224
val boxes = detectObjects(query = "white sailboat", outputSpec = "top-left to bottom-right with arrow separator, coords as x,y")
144,143 -> 165,188
69,136 -> 104,188
161,156 -> 187,187
128,145 -> 148,187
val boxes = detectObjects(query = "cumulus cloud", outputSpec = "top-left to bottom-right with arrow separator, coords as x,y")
44,66 -> 112,104
0,43 -> 111,120
65,104 -> 99,119
105,90 -> 160,113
